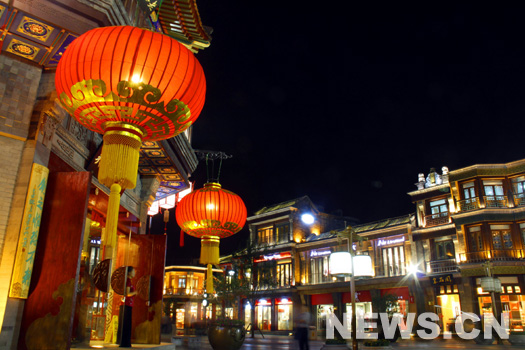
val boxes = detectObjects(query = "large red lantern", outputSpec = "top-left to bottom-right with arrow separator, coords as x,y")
176,182 -> 247,293
55,26 -> 206,242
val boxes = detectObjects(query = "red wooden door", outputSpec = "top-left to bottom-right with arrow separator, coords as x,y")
18,171 -> 91,350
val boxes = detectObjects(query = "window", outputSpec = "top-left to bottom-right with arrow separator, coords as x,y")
257,226 -> 273,245
512,176 -> 525,206
427,199 -> 449,226
275,222 -> 290,243
520,223 -> 525,246
276,262 -> 292,287
460,181 -> 479,211
468,226 -> 483,252
483,180 -> 506,207
178,276 -> 186,289
257,222 -> 290,245
381,246 -> 405,276
491,224 -> 513,250
435,240 -> 455,260
310,256 -> 330,284
430,199 -> 448,218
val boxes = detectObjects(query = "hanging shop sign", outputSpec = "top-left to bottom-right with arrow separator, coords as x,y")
431,274 -> 454,285
377,236 -> 405,247
481,277 -> 502,293
9,164 -> 49,298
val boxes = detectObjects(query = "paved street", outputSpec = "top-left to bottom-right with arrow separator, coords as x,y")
72,333 -> 522,349
170,335 -> 521,350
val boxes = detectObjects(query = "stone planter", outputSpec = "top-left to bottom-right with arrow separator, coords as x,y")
473,332 -> 494,345
320,343 -> 349,350
208,325 -> 246,350
509,333 -> 525,346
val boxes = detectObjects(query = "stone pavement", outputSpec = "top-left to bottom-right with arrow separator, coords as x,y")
171,335 -> 520,350
71,335 -> 522,349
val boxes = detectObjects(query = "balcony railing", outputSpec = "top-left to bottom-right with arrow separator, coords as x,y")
257,234 -> 290,246
424,212 -> 450,227
514,192 -> 525,207
427,259 -> 458,274
483,195 -> 508,208
306,273 -> 333,285
164,287 -> 205,296
457,197 -> 480,212
374,265 -> 406,278
460,250 -> 524,263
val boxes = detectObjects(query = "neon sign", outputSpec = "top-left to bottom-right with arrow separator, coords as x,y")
377,236 -> 405,247
254,251 -> 291,262
311,250 -> 331,257
90,238 -> 101,245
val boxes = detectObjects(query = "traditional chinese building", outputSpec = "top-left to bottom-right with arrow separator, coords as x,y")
0,1 -> 211,349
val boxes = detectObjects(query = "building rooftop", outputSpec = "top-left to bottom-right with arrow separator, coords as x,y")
253,195 -> 318,216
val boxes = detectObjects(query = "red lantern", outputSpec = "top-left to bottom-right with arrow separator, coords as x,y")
55,26 -> 206,246
176,182 -> 247,292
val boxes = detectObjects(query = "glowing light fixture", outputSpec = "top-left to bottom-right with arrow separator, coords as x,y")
159,194 -> 176,209
147,201 -> 159,216
301,213 -> 315,224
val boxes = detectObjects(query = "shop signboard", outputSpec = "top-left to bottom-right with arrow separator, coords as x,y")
254,251 -> 291,262
377,236 -> 405,247
9,164 -> 49,299
431,274 -> 453,285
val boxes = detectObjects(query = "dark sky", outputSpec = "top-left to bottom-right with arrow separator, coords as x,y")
158,3 -> 525,264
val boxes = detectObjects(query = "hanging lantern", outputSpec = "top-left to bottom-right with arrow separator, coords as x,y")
175,182 -> 247,293
55,26 -> 206,244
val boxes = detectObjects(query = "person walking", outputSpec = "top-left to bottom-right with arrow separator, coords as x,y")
119,266 -> 137,347
296,305 -> 311,350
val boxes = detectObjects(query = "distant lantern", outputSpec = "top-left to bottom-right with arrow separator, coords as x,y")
175,182 -> 247,293
55,26 -> 206,241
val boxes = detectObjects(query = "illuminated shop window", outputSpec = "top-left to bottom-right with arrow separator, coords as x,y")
468,226 -> 483,252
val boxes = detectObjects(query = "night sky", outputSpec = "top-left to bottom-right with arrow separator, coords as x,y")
157,3 -> 525,264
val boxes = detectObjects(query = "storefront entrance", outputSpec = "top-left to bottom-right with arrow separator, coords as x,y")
256,299 -> 272,331
276,298 -> 293,330
436,294 -> 461,332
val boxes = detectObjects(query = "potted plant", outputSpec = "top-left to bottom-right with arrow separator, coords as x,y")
508,330 -> 525,345
207,318 -> 246,350
372,293 -> 401,342
363,339 -> 391,348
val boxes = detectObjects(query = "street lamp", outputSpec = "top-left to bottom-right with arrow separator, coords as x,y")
329,226 -> 372,350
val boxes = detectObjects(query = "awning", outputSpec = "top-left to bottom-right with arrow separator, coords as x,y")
380,287 -> 410,300
343,290 -> 372,303
311,293 -> 333,305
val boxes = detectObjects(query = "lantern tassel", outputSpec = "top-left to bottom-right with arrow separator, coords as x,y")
180,230 -> 184,247
200,235 -> 220,266
106,183 -> 121,248
98,123 -> 143,190
206,264 -> 214,294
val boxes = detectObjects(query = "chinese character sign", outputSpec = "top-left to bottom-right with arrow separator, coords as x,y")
9,164 -> 49,298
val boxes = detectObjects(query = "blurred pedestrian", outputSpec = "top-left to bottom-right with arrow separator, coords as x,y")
296,305 -> 311,350
119,266 -> 137,347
